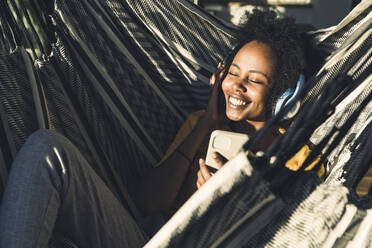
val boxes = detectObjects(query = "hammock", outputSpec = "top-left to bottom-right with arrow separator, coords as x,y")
0,0 -> 371,245
0,0 -> 236,217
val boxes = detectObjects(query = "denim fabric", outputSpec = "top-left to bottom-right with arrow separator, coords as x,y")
0,130 -> 146,248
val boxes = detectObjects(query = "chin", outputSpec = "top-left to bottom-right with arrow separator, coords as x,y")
226,111 -> 245,122
226,110 -> 265,123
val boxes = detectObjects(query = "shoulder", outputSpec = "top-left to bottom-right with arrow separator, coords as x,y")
156,110 -> 206,166
184,110 -> 206,127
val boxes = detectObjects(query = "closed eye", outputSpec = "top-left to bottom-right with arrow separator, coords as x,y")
248,79 -> 264,85
228,72 -> 238,77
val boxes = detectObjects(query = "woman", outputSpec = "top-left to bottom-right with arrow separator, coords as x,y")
0,9 -> 304,248
136,9 -> 304,214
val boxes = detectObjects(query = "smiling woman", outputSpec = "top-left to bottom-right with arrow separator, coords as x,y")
191,9 -> 306,193
222,41 -> 276,125
0,8 -> 308,248
136,9 -> 306,215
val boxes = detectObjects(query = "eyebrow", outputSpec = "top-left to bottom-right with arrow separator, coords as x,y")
231,63 -> 271,84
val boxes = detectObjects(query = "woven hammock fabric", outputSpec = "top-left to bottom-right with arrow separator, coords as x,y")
0,46 -> 45,155
143,2 -> 372,246
303,2 -> 372,105
0,0 -> 371,233
0,0 -> 241,219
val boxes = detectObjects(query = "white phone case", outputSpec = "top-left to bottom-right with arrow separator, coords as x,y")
205,130 -> 249,170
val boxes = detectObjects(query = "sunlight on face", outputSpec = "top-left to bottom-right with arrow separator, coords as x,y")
222,41 -> 277,123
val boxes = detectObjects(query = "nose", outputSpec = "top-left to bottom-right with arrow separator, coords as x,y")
232,79 -> 247,92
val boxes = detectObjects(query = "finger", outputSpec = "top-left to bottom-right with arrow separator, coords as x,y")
217,66 -> 227,80
197,170 -> 206,187
197,176 -> 204,189
199,158 -> 212,180
197,169 -> 205,184
210,63 -> 226,86
209,72 -> 217,86
212,152 -> 228,169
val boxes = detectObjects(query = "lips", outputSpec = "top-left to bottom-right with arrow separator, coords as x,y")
228,95 -> 250,108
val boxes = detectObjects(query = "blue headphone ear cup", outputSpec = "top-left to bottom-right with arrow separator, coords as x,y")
274,74 -> 305,120
274,89 -> 294,116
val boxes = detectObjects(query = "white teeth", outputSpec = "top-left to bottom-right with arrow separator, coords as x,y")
229,96 -> 247,106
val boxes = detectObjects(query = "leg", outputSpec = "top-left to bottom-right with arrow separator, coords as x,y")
0,130 -> 146,248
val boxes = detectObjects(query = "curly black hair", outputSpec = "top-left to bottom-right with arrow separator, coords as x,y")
235,9 -> 305,117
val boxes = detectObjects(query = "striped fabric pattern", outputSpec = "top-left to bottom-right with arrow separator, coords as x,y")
303,1 -> 372,107
0,47 -> 39,152
0,0 -> 242,222
145,152 -> 277,248
0,2 -> 371,243
265,185 -> 350,248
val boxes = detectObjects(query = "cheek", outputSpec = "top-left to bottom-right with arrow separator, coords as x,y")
247,86 -> 270,104
221,80 -> 231,95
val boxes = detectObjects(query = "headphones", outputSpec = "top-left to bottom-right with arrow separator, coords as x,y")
273,74 -> 304,120
222,43 -> 305,120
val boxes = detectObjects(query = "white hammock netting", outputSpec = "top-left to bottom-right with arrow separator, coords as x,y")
0,0 -> 371,247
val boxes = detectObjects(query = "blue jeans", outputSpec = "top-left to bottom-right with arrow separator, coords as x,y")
0,130 -> 146,248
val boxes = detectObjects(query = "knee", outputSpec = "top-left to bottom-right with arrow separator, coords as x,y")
17,129 -> 73,164
18,129 -> 73,166
10,129 -> 71,194
25,129 -> 68,149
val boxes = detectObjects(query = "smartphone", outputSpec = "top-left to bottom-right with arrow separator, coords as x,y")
205,130 -> 249,171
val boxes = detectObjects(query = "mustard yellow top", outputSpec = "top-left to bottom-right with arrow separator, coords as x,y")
158,110 -> 325,212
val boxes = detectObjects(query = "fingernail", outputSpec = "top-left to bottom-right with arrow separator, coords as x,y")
199,158 -> 204,163
212,152 -> 217,158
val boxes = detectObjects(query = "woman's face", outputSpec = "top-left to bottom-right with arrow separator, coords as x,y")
222,40 -> 277,123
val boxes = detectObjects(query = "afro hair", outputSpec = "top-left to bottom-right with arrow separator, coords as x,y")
236,9 -> 305,116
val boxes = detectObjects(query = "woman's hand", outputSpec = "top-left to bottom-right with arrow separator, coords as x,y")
203,62 -> 227,126
196,152 -> 228,188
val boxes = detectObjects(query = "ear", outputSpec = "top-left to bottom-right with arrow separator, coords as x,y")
273,74 -> 305,120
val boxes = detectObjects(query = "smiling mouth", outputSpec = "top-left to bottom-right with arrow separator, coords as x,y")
228,96 -> 249,108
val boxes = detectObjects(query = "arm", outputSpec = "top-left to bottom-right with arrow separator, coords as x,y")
135,63 -> 227,214
135,113 -> 215,214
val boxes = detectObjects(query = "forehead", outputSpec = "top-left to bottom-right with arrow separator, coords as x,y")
232,41 -> 277,75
